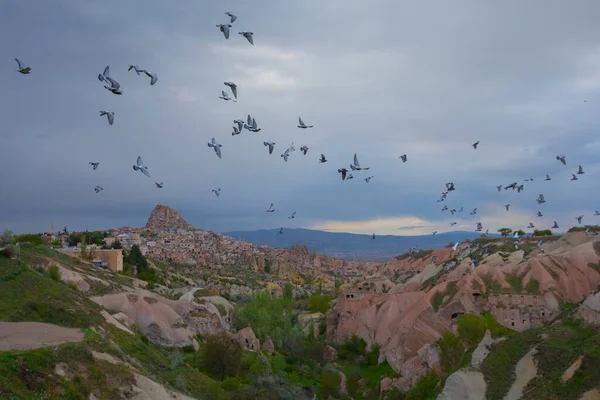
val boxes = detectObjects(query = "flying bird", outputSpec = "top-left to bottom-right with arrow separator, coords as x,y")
351,153 -> 370,171
537,194 -> 546,204
263,142 -> 275,154
288,212 -> 296,219
155,182 -> 163,189
470,208 -> 477,215
496,185 -> 503,192
300,146 -> 309,155
141,69 -> 158,85
15,58 -> 31,74
212,187 -> 221,197
577,165 -> 585,175
338,168 -> 348,181
346,173 -> 354,180
517,185 -> 524,193
219,90 -> 236,102
537,211 -> 543,217
556,155 -> 567,165
208,138 -> 223,159
297,117 -> 313,129
442,205 -> 448,211
432,231 -> 437,236
239,31 -> 254,45
472,141 -> 480,150
244,115 -> 261,132
94,185 -> 103,193
266,203 -> 275,213
224,82 -> 237,99
576,215 -> 584,224
233,119 -> 244,132
570,174 -> 578,181
217,24 -> 232,39
399,154 -> 407,163
232,126 -> 241,136
364,176 -> 374,183
446,182 -> 455,191
278,228 -> 283,235
450,222 -> 457,227
132,156 -> 150,177
372,233 -> 376,240
98,65 -> 110,82
99,111 -> 114,125
128,65 -> 142,75
552,221 -> 559,229
544,174 -> 551,181
225,12 -> 237,23
595,211 -> 600,216
319,154 -> 327,163
89,162 -> 99,170
281,148 -> 291,162
452,242 -> 459,251
527,222 -> 535,229
103,76 -> 123,95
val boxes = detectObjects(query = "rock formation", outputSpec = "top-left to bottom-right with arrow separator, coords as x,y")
145,204 -> 195,231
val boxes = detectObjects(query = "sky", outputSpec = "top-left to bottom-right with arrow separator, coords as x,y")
2,0 -> 600,236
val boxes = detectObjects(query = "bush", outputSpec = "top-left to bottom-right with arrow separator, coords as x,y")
68,282 -> 78,291
533,229 -> 553,236
437,332 -> 464,373
406,372 -> 440,400
338,334 -> 367,361
264,259 -> 271,274
13,234 -> 44,246
458,314 -> 487,346
47,265 -> 61,282
196,333 -> 242,381
308,294 -> 331,314
318,370 -> 341,399
283,283 -> 293,300
525,278 -> 539,293
365,343 -> 380,366
181,344 -> 195,353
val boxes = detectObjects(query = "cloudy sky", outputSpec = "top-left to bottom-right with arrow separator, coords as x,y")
2,0 -> 600,236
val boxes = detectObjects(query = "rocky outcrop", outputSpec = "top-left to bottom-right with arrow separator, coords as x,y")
262,336 -> 275,355
145,204 -> 195,231
577,290 -> 600,325
436,371 -> 487,400
232,326 -> 261,351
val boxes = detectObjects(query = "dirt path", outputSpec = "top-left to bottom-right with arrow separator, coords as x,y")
0,322 -> 84,351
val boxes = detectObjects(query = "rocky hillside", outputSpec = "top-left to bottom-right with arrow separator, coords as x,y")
326,230 -> 600,397
142,204 -> 377,282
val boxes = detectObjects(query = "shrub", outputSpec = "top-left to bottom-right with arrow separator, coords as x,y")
338,334 -> 367,361
47,265 -> 61,282
68,282 -> 78,291
533,229 -> 553,236
283,283 -> 293,300
13,234 -> 44,246
181,344 -> 195,353
264,259 -> 271,274
437,332 -> 464,373
319,370 -> 341,399
458,314 -> 487,346
406,372 -> 440,400
308,294 -> 331,314
365,343 -> 381,366
196,332 -> 242,381
525,278 -> 539,293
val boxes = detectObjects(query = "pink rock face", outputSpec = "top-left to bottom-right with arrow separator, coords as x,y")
231,326 -> 261,351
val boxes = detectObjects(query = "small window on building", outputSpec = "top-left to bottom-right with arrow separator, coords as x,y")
511,321 -> 515,327
542,312 -> 545,317
522,319 -> 526,324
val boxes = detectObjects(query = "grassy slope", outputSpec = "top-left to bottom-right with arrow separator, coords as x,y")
482,319 -> 600,400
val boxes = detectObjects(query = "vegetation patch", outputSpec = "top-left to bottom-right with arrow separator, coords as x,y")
430,281 -> 458,311
481,327 -> 542,399
525,278 -> 540,293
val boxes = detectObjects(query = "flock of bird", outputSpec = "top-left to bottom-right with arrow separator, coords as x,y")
12,10 -> 599,250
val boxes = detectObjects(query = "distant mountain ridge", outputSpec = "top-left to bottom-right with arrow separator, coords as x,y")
221,228 -> 493,261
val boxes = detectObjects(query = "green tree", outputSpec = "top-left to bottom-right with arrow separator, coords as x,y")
437,332 -> 464,373
533,229 -> 553,236
319,370 -> 341,399
283,282 -> 293,300
513,229 -> 525,236
13,234 -> 43,246
111,238 -> 122,249
264,259 -> 271,274
196,333 -> 242,381
498,228 -> 512,237
62,226 -> 69,235
1,229 -> 13,245
68,233 -> 81,247
308,294 -> 331,314
365,343 -> 380,366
